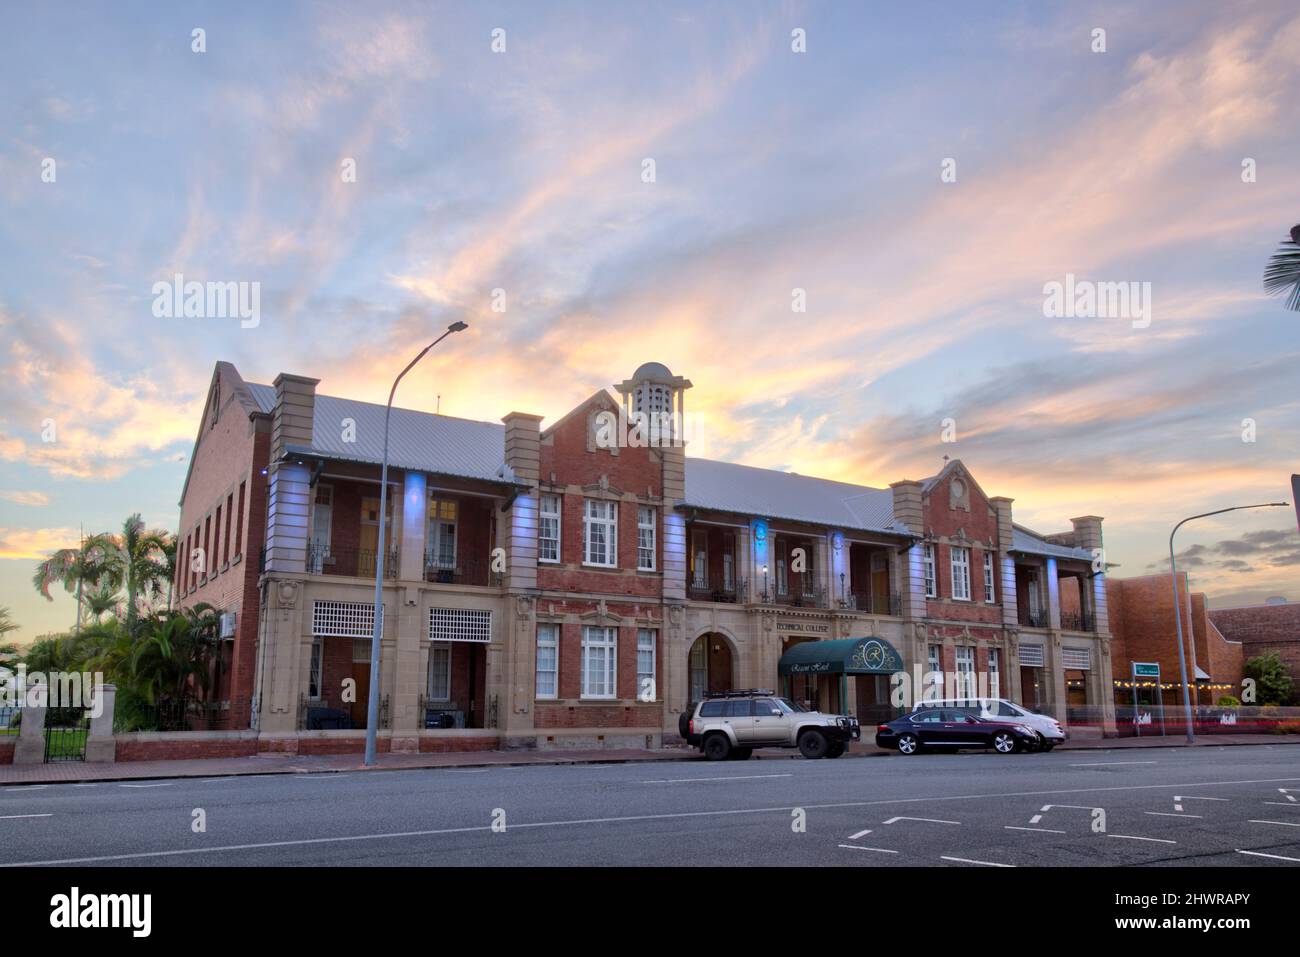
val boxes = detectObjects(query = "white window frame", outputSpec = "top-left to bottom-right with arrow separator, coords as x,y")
427,643 -> 451,701
637,506 -> 656,571
988,648 -> 1001,698
923,544 -> 937,598
927,643 -> 942,690
535,624 -> 559,699
427,496 -> 458,571
691,529 -> 708,587
636,629 -> 657,701
309,484 -> 333,573
581,625 -> 617,699
951,546 -> 971,601
983,551 -> 996,603
583,499 -> 618,568
538,494 -> 561,564
955,645 -> 975,698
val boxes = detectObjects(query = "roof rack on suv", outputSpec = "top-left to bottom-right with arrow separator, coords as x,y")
702,689 -> 775,699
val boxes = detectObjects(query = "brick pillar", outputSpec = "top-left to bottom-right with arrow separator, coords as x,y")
500,412 -> 542,592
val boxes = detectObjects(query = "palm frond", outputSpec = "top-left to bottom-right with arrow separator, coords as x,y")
1263,228 -> 1300,311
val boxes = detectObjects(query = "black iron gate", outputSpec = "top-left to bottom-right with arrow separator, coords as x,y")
44,706 -> 90,762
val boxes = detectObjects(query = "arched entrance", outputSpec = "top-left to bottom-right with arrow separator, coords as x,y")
687,633 -> 734,706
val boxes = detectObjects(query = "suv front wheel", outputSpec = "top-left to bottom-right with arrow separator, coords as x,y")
798,729 -> 829,759
703,733 -> 732,761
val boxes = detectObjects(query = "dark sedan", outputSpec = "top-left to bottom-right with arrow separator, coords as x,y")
875,708 -> 1040,755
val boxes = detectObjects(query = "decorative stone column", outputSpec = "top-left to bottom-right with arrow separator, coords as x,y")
85,683 -> 117,763
13,704 -> 46,765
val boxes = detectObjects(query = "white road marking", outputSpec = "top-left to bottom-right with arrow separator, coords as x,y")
1005,826 -> 1066,834
72,784 -> 97,788
1145,812 -> 1202,818
120,782 -> 179,788
847,828 -> 873,840
0,814 -> 52,820
1070,761 -> 1157,767
1264,802 -> 1300,807
1173,794 -> 1229,812
941,856 -> 1014,867
444,769 -> 492,774
1279,788 -> 1298,803
642,774 -> 792,784
4,786 -> 48,792
1236,849 -> 1300,863
1109,834 -> 1176,844
1030,803 -> 1099,825
837,844 -> 898,854
1248,819 -> 1300,827
882,816 -> 960,825
9,774 -> 1300,867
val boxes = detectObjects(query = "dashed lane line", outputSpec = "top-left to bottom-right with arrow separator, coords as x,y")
642,774 -> 792,784
1005,826 -> 1067,834
1236,849 -> 1300,863
1248,819 -> 1300,827
1109,834 -> 1176,844
0,814 -> 52,820
837,845 -> 899,854
941,856 -> 1014,867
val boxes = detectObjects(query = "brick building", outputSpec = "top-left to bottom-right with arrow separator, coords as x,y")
1209,600 -> 1300,695
1105,574 -> 1244,712
174,360 -> 1119,748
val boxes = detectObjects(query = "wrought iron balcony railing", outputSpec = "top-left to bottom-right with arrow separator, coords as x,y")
687,578 -> 745,604
306,543 -> 398,580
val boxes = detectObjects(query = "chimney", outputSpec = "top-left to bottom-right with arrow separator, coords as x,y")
990,496 -> 1015,550
271,373 -> 319,462
889,480 -> 924,535
502,412 -> 544,484
1070,515 -> 1104,553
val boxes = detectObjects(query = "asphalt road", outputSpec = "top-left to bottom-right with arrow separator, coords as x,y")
3,745 -> 1299,867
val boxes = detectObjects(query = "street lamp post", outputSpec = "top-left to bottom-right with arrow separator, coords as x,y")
1168,501 -> 1288,744
364,321 -> 468,767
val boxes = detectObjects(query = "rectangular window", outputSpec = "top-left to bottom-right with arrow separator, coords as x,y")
223,493 -> 233,565
202,516 -> 211,578
192,525 -> 200,588
427,644 -> 451,700
776,540 -> 789,596
691,529 -> 708,587
581,626 -> 617,699
636,629 -> 657,701
583,499 -> 617,567
538,494 -> 561,563
637,506 -> 656,571
923,544 -> 936,598
983,551 -> 996,603
951,546 -> 971,601
927,644 -> 942,691
213,505 -> 222,572
309,484 -> 333,573
308,638 -> 323,699
427,496 -> 458,571
179,535 -> 189,592
234,481 -> 246,557
955,646 -> 975,699
535,624 -> 558,699
988,648 -> 1001,698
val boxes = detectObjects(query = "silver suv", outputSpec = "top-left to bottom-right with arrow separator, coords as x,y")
680,690 -> 861,760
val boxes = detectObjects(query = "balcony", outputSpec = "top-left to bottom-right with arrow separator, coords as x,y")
423,554 -> 502,588
687,577 -> 745,604
841,591 -> 902,616
1019,609 -> 1048,629
307,543 -> 398,580
1060,610 -> 1094,632
759,583 -> 829,609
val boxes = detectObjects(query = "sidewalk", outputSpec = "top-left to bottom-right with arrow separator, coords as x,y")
1,732 -> 1295,786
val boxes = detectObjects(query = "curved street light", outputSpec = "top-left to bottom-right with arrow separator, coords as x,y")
365,321 -> 468,767
1169,501 -> 1288,744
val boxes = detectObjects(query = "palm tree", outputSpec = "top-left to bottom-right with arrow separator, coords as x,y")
84,585 -> 123,623
90,514 -> 172,631
31,535 -> 105,634
1263,224 -> 1300,311
0,606 -> 16,639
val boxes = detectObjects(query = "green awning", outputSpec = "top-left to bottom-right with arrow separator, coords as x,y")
778,637 -> 904,676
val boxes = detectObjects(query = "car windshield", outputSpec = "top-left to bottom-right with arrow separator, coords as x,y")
776,698 -> 805,713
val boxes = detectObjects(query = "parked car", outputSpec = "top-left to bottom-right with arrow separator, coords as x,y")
912,697 -> 1066,750
680,689 -> 861,760
876,708 -> 1040,755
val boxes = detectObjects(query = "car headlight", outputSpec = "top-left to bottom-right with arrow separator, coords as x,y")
1016,725 -> 1033,734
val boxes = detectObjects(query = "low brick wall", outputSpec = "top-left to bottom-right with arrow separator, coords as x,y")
115,731 -> 259,763
0,739 -> 14,764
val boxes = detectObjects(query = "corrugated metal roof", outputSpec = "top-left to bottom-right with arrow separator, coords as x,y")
249,382 -> 906,532
1011,525 -> 1092,561
681,458 -> 904,535
249,383 -> 509,484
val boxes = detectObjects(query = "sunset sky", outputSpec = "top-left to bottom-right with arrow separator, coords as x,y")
1,1 -> 1297,643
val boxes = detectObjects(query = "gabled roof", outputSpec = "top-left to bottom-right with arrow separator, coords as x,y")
178,362 -> 269,506
247,383 -> 510,485
1011,524 -> 1092,561
681,458 -> 904,536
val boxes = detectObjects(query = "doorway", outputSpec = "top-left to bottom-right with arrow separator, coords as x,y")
687,635 -> 733,707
